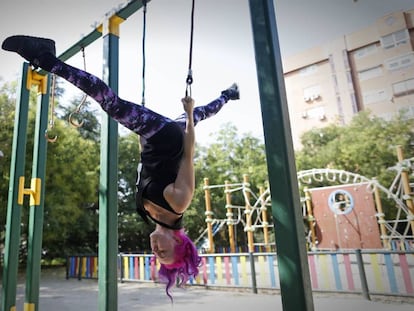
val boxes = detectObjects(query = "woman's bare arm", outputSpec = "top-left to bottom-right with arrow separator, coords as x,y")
164,96 -> 195,213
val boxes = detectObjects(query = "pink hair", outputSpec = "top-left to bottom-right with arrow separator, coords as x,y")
156,229 -> 201,301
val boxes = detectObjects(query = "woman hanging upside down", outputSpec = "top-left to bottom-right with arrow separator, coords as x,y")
2,35 -> 240,300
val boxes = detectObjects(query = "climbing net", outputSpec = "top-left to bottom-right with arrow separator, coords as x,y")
196,178 -> 273,251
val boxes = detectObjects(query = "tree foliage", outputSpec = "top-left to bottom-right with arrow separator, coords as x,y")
43,119 -> 100,257
296,111 -> 414,223
117,132 -> 152,252
296,111 -> 414,182
0,81 -> 18,246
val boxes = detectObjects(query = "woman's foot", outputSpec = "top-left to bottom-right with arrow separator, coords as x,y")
221,83 -> 240,100
2,35 -> 56,68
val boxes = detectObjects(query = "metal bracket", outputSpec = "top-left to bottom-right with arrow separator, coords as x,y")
18,177 -> 41,206
24,303 -> 35,311
102,14 -> 124,37
26,68 -> 48,94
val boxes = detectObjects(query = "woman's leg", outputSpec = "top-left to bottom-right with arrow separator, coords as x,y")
174,84 -> 239,129
2,35 -> 171,139
47,55 -> 172,139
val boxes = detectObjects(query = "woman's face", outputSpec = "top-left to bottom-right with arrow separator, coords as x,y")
150,228 -> 180,265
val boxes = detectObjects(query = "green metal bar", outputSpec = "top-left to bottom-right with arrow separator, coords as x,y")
248,1 -> 314,310
1,63 -> 30,311
54,0 -> 150,62
57,29 -> 103,62
116,0 -> 149,19
98,29 -> 120,311
25,74 -> 51,310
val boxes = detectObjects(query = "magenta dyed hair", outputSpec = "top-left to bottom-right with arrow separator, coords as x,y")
157,229 -> 201,301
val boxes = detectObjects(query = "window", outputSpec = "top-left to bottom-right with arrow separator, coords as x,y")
362,89 -> 389,104
300,65 -> 317,77
354,44 -> 377,59
302,106 -> 326,121
398,106 -> 414,120
380,29 -> 409,49
358,66 -> 383,81
303,85 -> 321,102
385,52 -> 414,71
392,78 -> 414,96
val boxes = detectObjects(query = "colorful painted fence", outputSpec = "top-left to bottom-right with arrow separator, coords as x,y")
66,250 -> 414,297
307,251 -> 414,296
66,255 -> 98,280
119,254 -> 157,282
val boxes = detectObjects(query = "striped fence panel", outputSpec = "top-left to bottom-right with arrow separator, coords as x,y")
363,252 -> 414,295
306,251 -> 414,296
119,254 -> 155,282
66,255 -> 98,279
187,253 -> 278,289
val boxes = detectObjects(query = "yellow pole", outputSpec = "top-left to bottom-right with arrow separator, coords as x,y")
225,181 -> 236,253
304,188 -> 317,250
243,174 -> 255,252
373,182 -> 390,249
260,186 -> 270,252
396,146 -> 414,248
203,178 -> 215,253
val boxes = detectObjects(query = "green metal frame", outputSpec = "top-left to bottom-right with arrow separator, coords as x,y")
2,0 -> 314,310
98,25 -> 120,311
2,62 -> 32,311
1,64 -> 51,311
249,1 -> 314,310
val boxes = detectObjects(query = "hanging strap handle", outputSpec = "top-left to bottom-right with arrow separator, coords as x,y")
69,47 -> 88,127
141,0 -> 147,106
185,0 -> 195,97
45,74 -> 58,143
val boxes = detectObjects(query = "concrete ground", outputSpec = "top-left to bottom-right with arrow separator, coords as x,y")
4,270 -> 414,311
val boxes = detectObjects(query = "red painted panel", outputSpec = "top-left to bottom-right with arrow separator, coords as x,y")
310,183 -> 382,250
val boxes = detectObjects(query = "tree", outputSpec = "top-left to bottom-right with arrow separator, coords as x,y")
296,111 -> 414,180
0,80 -> 18,255
117,132 -> 152,252
42,119 -> 101,257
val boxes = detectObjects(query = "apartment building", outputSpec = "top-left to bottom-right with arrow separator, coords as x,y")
283,8 -> 414,149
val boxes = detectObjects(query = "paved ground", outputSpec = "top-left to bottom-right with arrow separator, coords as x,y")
4,270 -> 414,311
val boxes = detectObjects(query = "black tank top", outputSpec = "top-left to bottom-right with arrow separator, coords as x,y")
135,122 -> 185,230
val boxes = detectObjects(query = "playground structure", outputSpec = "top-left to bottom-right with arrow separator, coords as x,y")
198,175 -> 273,253
200,146 -> 414,253
1,1 -> 314,311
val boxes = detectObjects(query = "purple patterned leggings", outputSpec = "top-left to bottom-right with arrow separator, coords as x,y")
47,56 -> 230,139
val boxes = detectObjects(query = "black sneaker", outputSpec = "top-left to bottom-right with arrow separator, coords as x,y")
221,83 -> 240,100
2,35 -> 56,67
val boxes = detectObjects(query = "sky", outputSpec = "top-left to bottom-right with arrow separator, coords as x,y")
0,0 -> 414,145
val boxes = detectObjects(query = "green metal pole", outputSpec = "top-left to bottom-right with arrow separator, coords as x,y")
25,74 -> 50,311
1,63 -> 30,311
248,1 -> 314,310
98,18 -> 120,311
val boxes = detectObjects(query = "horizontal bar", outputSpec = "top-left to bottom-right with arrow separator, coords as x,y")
38,0 -> 150,75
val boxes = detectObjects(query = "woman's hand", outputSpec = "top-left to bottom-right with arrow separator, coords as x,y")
181,96 -> 194,116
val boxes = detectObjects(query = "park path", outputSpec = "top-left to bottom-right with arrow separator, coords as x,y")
3,271 -> 413,311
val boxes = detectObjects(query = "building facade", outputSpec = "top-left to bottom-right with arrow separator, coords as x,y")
283,8 -> 414,149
